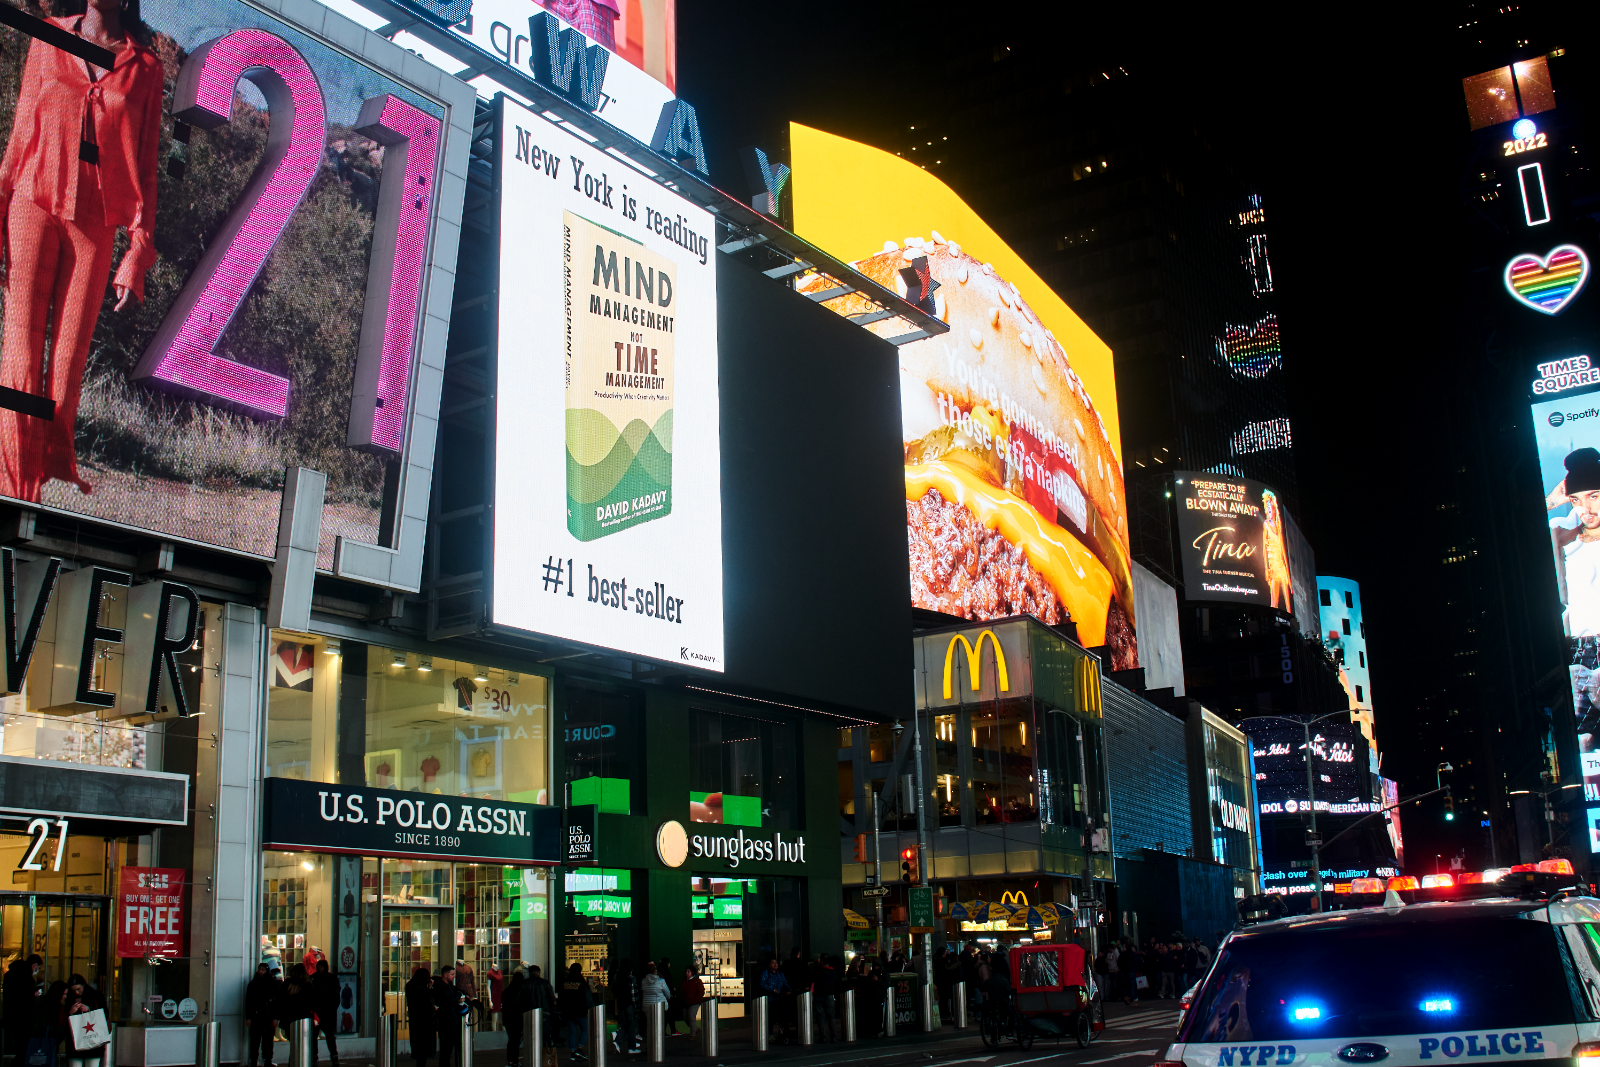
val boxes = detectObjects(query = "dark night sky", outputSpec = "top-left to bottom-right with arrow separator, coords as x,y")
674,6 -> 1461,714
678,3 -> 1600,866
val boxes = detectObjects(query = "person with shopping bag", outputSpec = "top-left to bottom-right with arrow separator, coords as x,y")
58,976 -> 106,1067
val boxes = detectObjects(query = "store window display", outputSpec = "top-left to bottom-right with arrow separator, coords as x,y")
262,635 -> 553,1038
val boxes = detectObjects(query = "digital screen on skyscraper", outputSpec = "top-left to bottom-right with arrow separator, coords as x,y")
1530,387 -> 1600,815
1173,471 -> 1305,613
788,124 -> 1138,670
1242,716 -> 1376,815
0,0 -> 453,575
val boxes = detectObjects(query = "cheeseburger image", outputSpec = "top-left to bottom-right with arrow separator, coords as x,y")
801,232 -> 1137,669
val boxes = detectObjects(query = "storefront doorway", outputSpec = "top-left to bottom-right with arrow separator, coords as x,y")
381,907 -> 449,1038
0,894 -> 109,991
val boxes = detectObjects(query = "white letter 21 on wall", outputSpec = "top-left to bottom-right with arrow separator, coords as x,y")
132,29 -> 440,457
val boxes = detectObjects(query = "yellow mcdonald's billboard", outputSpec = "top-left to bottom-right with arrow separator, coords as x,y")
999,890 -> 1029,906
942,630 -> 1009,699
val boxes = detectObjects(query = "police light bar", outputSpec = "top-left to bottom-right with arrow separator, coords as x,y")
1387,876 -> 1420,891
1420,874 -> 1454,888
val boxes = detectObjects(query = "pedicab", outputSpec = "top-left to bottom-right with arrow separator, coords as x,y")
976,913 -> 1103,1050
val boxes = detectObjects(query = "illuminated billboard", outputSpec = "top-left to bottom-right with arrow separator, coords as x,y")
788,125 -> 1137,669
492,96 -> 722,668
0,0 -> 465,587
1530,387 -> 1600,810
1173,471 -> 1301,613
1242,715 -> 1376,815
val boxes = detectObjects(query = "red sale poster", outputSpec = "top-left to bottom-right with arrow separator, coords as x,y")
117,867 -> 187,959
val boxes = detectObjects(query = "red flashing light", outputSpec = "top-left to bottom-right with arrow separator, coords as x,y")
1388,876 -> 1420,891
1510,863 -> 1538,872
1538,858 -> 1576,875
1457,872 -> 1484,885
1350,877 -> 1385,894
1421,874 -> 1454,888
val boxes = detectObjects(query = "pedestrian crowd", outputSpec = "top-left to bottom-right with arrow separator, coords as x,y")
1092,935 -> 1212,1005
3,955 -> 108,1067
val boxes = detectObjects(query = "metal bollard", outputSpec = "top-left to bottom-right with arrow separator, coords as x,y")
700,998 -> 719,1056
460,1010 -> 475,1067
587,1003 -> 607,1067
883,993 -> 896,1038
644,1002 -> 665,1063
954,981 -> 968,1029
200,1021 -> 220,1067
842,989 -> 856,1042
97,1025 -> 114,1067
379,1014 -> 398,1067
290,1018 -> 314,1067
797,991 -> 813,1046
525,1008 -> 541,1067
752,995 -> 769,1051
920,979 -> 934,1032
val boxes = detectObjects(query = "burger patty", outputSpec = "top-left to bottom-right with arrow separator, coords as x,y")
908,488 -> 1062,625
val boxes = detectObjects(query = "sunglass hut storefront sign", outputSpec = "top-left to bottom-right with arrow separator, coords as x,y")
691,828 -> 808,868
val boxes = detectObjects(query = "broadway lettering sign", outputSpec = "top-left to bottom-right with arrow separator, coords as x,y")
261,778 -> 564,864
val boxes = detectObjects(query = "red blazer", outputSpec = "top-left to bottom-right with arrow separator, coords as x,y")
0,19 -> 164,300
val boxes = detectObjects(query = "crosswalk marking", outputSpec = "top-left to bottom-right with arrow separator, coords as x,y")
1079,1049 -> 1161,1064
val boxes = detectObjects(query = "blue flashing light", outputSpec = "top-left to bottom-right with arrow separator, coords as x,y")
1421,999 -> 1455,1013
1292,1006 -> 1322,1022
1513,118 -> 1538,140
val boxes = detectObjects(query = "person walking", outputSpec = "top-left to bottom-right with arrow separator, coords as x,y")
501,968 -> 531,1067
245,963 -> 282,1067
607,960 -> 636,1057
311,960 -> 340,1067
279,966 -> 315,1037
1157,943 -> 1176,1000
811,954 -> 838,1042
558,964 -> 593,1062
680,966 -> 705,1038
405,969 -> 436,1067
3,955 -> 41,1067
433,966 -> 468,1067
639,962 -> 669,1044
757,958 -> 790,1045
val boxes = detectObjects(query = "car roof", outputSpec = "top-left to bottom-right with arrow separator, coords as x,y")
1231,893 -> 1600,937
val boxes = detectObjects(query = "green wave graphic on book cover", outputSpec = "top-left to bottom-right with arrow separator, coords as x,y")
567,408 -> 673,541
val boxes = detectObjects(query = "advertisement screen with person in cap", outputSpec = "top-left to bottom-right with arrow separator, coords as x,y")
1531,388 -> 1600,822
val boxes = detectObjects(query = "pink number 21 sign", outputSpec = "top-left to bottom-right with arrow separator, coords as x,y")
133,29 -> 441,458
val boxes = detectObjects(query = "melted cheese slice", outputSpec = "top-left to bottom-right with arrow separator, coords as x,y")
907,460 -> 1115,647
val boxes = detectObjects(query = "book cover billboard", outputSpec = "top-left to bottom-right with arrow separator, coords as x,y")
494,97 -> 722,669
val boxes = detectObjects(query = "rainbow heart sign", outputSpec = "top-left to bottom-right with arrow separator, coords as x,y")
1504,244 -> 1590,315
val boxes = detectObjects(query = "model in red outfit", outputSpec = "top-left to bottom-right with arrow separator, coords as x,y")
0,0 -> 163,502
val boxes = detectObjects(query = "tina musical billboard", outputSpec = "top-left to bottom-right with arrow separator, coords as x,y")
1173,471 -> 1299,613
0,0 -> 463,580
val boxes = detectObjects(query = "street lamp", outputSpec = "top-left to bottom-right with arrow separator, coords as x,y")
1247,711 -> 1356,903
1508,777 -> 1581,846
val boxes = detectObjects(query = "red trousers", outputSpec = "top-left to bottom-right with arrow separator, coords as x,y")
0,186 -> 116,501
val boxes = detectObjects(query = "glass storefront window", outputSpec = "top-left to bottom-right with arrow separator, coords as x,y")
266,637 -> 551,803
2,587 -> 210,768
262,634 -> 554,1038
688,707 -> 800,830
563,685 -> 644,814
932,713 -> 960,826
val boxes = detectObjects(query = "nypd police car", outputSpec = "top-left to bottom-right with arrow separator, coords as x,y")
1159,889 -> 1600,1067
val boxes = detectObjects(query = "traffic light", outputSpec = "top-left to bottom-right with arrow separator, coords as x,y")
1444,789 -> 1455,822
854,834 -> 867,863
901,846 -> 919,882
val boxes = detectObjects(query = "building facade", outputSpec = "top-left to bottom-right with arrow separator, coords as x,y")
839,618 -> 1112,952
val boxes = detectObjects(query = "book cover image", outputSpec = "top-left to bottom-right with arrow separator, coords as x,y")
564,211 -> 677,541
